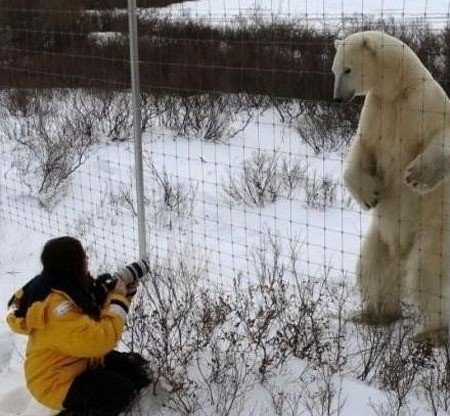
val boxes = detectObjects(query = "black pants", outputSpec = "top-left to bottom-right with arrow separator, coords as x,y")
62,351 -> 151,416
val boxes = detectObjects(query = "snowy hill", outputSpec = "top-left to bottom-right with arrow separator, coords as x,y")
150,0 -> 450,24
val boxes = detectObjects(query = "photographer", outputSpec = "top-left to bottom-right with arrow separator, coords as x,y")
6,236 -> 151,416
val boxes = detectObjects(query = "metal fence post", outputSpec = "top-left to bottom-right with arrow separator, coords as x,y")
128,0 -> 147,258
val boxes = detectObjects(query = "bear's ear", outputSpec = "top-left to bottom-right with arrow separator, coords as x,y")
361,37 -> 376,55
334,39 -> 342,50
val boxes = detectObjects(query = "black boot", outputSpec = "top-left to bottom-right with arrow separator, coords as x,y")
104,351 -> 152,391
123,352 -> 153,390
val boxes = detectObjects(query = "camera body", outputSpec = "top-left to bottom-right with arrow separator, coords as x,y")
96,259 -> 150,296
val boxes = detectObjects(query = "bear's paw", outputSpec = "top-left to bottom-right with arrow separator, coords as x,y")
344,171 -> 381,210
404,156 -> 444,193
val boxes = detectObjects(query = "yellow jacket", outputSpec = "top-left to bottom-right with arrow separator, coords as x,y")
6,288 -> 130,410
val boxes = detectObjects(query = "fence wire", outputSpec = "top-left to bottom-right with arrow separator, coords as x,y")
0,0 -> 449,304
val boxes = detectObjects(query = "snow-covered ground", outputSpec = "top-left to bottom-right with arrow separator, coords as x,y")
0,225 -> 51,415
2,1 -> 450,413
0,107 -> 366,286
0,101 -> 361,412
0,99 -> 427,415
147,0 -> 450,26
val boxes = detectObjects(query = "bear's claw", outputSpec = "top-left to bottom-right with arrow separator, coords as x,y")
364,201 -> 378,210
344,171 -> 381,210
364,194 -> 379,209
404,157 -> 444,192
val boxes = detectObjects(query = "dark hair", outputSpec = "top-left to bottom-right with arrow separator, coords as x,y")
9,236 -> 101,321
41,236 -> 86,283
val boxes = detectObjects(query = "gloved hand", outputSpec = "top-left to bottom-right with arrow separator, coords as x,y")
93,273 -> 113,306
111,278 -> 127,297
94,259 -> 150,304
125,281 -> 139,299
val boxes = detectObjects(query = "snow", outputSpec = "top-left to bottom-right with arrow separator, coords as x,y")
146,0 -> 450,26
1,1 -> 448,413
88,32 -> 127,46
0,101 -> 413,414
0,331 -> 13,372
0,386 -> 52,416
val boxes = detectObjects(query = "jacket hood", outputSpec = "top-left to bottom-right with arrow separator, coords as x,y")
7,288 -> 51,335
6,274 -> 103,335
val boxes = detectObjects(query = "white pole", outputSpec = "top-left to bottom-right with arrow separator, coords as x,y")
128,0 -> 147,258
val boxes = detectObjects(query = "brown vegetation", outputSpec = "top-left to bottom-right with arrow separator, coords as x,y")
1,3 -> 450,103
1,4 -> 448,102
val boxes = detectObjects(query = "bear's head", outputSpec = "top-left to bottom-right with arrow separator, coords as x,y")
332,31 -> 420,102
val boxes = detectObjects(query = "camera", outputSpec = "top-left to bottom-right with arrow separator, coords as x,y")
115,259 -> 150,286
95,259 -> 150,295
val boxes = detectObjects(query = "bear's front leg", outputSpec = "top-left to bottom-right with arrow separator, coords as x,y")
343,138 -> 381,210
344,170 -> 380,210
404,138 -> 449,193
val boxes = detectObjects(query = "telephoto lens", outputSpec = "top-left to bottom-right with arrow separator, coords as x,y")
95,259 -> 150,301
114,259 -> 150,286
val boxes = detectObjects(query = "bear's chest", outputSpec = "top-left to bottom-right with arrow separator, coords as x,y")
368,102 -> 423,173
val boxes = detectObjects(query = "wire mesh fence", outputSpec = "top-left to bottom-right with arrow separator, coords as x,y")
2,1 -> 450,414
0,1 -> 448,280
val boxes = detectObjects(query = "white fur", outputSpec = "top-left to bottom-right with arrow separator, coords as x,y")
333,31 -> 450,333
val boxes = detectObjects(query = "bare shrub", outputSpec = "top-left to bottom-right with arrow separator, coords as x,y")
100,92 -> 133,140
231,234 -> 289,382
121,233 -> 356,415
124,247 -> 258,416
295,102 -> 360,155
300,367 -> 346,416
160,94 -> 252,142
369,394 -> 416,416
419,344 -> 450,416
325,280 -> 350,374
0,88 -> 134,141
0,89 -> 48,119
146,161 -> 198,229
351,311 -> 437,416
109,185 -> 138,217
266,384 -> 304,416
125,249 -> 210,398
0,90 -> 53,143
272,98 -> 309,124
266,366 -> 346,416
66,89 -> 159,140
65,90 -> 103,141
224,152 -> 281,207
303,172 -> 338,210
237,233 -> 343,380
378,324 -> 431,405
141,92 -> 167,133
0,114 -> 23,145
358,318 -> 431,416
195,332 -> 254,416
72,89 -> 133,141
3,90 -> 96,203
73,213 -> 95,238
271,97 -> 358,155
354,325 -> 394,383
275,271 -> 331,367
224,151 -> 306,207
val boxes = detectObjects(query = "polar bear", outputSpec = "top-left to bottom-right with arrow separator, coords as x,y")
332,31 -> 450,339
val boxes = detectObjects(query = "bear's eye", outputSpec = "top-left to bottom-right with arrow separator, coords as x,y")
344,68 -> 352,74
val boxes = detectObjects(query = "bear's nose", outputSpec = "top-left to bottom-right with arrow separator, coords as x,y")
333,96 -> 343,103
